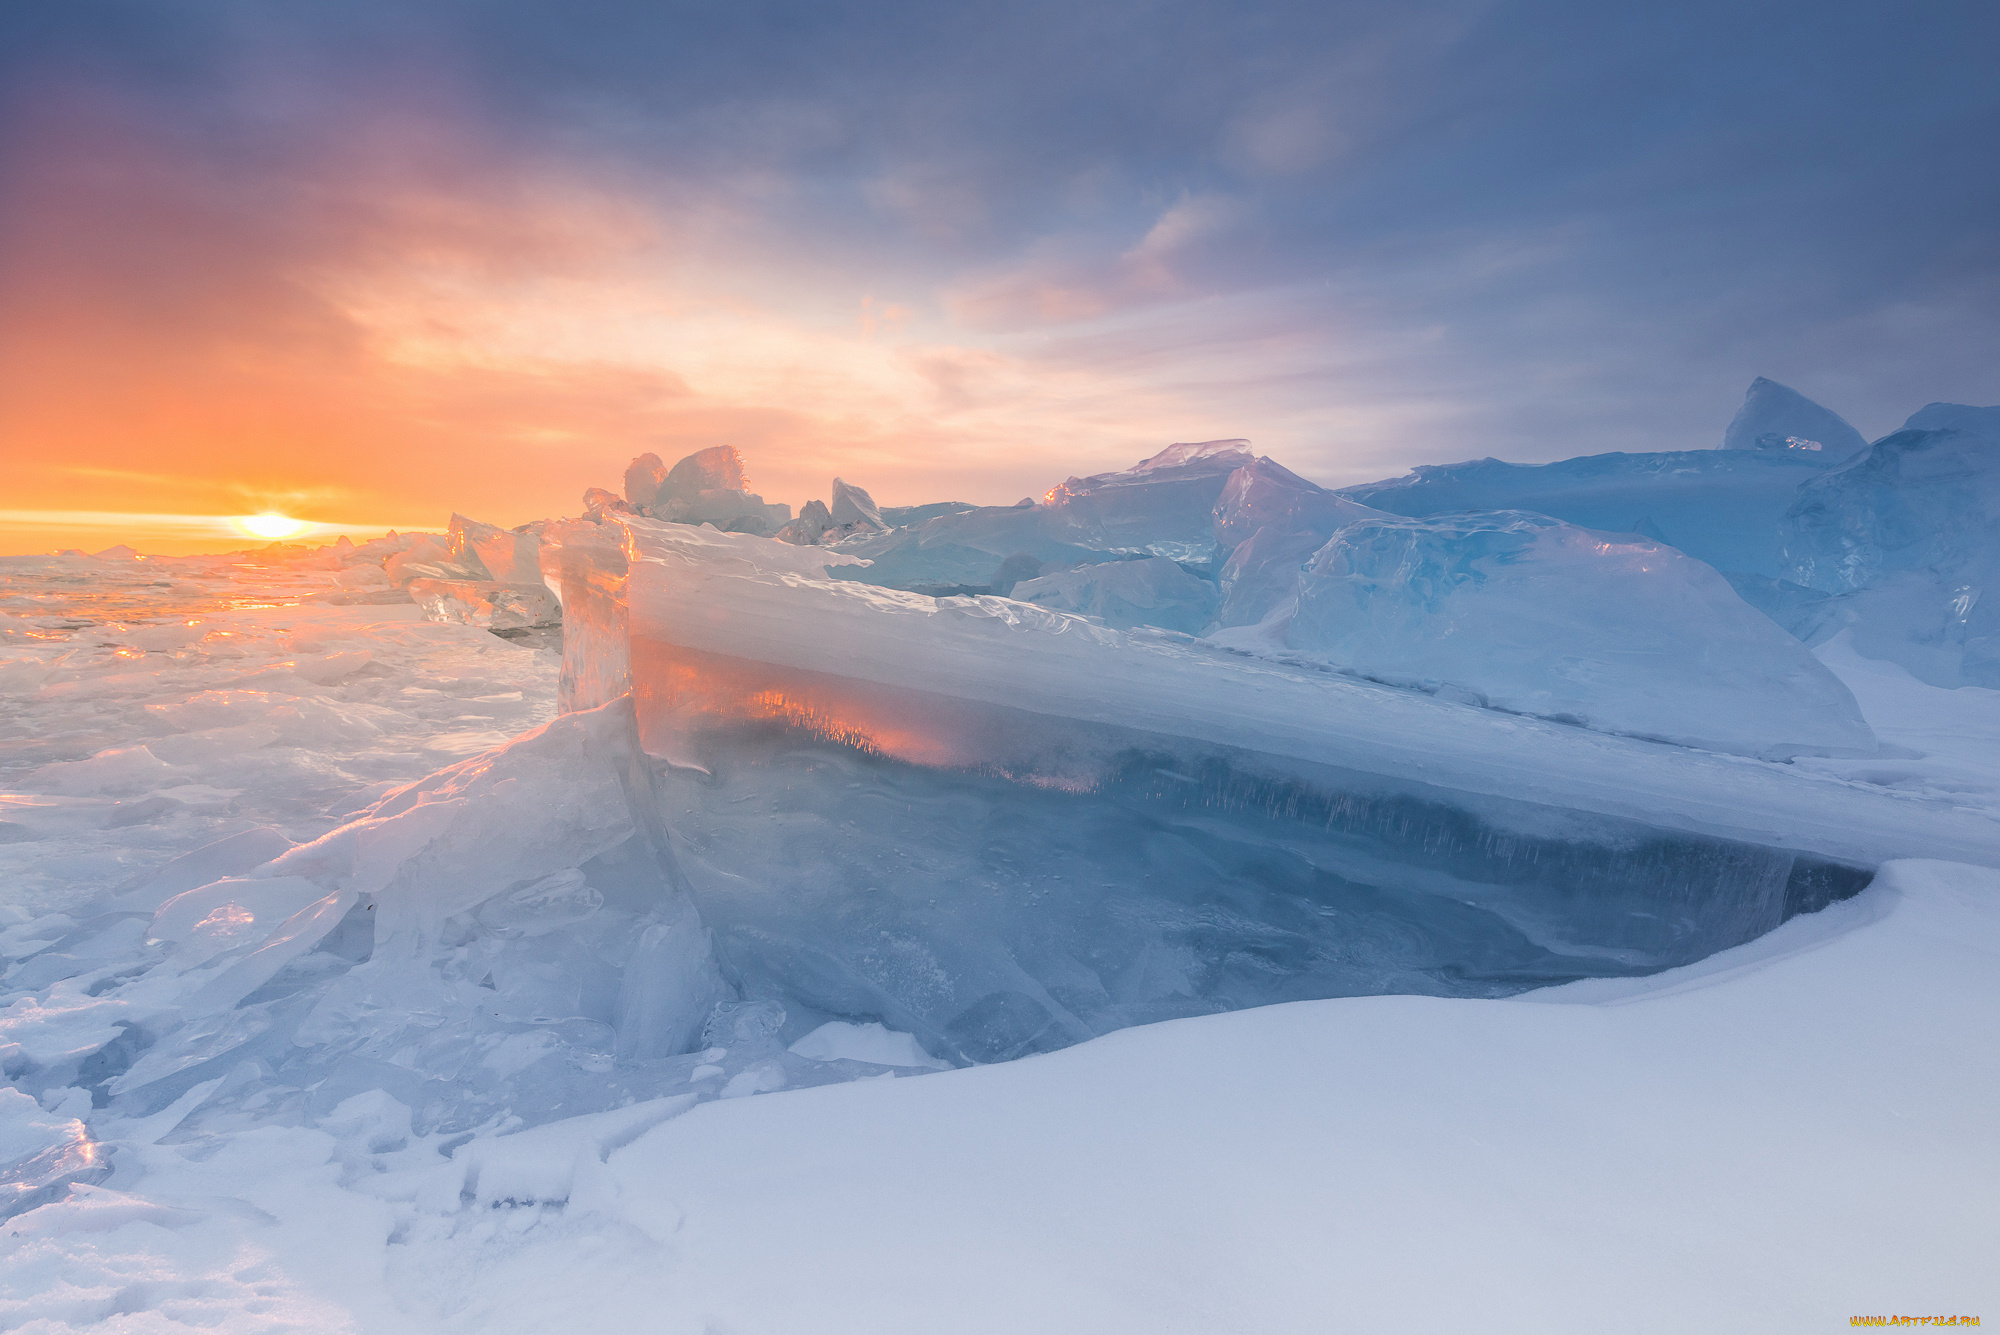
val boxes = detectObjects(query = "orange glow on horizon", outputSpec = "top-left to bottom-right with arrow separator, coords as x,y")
0,89 -> 1363,561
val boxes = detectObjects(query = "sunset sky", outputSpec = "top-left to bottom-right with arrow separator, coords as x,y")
3,1 -> 1995,553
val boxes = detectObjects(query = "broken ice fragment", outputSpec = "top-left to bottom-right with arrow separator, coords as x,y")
541,518 -> 630,713
1215,525 -> 1328,629
1341,447 -> 1838,579
1043,439 -> 1255,553
776,499 -> 835,545
1010,556 -> 1219,633
663,445 -> 748,497
1779,418 -> 2000,687
1212,457 -> 1388,553
407,578 -> 560,632
448,513 -> 544,586
1289,510 -> 1876,757
625,452 -> 669,508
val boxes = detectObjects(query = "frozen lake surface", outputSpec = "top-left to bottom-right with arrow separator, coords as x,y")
1,547 -> 1996,1331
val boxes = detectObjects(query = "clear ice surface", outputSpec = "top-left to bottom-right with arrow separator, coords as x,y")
1288,511 -> 1876,758
1041,440 -> 1254,556
407,578 -> 560,632
1342,447 -> 1836,579
832,503 -> 1111,593
1780,415 -> 2000,688
1009,556 -> 1220,633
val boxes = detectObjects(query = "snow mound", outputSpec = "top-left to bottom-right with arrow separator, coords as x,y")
1289,511 -> 1877,758
1720,376 -> 1868,457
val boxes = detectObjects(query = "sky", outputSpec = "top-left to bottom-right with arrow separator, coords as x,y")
2,0 -> 1996,553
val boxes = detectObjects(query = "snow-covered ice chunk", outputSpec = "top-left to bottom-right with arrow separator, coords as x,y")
407,577 -> 560,632
789,1021 -> 948,1069
1010,556 -> 1219,633
1290,511 -> 1876,758
1720,376 -> 1868,457
438,1095 -> 696,1210
1780,421 -> 2000,687
1341,449 -> 1835,579
332,563 -> 392,592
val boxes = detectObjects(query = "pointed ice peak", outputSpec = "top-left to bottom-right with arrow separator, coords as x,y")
829,478 -> 886,531
1721,378 -> 1866,457
1900,402 -> 2000,444
1129,439 -> 1255,473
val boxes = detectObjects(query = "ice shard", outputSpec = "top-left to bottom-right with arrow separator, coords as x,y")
541,518 -> 632,712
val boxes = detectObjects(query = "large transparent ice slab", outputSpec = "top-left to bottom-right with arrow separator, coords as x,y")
611,519 -> 1997,1060
621,520 -> 1999,870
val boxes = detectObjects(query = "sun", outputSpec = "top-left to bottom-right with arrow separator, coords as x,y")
239,512 -> 308,540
